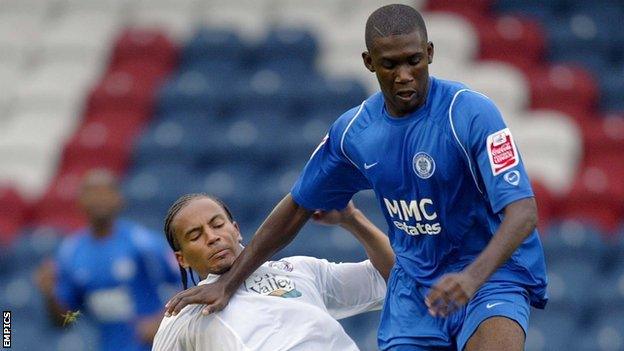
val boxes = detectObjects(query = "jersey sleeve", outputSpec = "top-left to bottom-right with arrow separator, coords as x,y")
54,240 -> 82,311
306,258 -> 386,320
452,90 -> 534,213
291,110 -> 371,211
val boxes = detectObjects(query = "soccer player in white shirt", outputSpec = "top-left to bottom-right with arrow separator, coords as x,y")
152,193 -> 394,351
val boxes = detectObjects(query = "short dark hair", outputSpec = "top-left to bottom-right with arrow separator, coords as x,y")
163,193 -> 234,289
365,4 -> 428,51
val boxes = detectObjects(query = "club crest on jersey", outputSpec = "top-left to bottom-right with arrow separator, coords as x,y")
504,170 -> 520,186
268,260 -> 293,272
487,128 -> 519,176
413,152 -> 435,179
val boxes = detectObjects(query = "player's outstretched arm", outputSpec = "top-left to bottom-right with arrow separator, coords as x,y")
35,260 -> 72,327
313,202 -> 395,280
165,194 -> 312,316
426,197 -> 537,317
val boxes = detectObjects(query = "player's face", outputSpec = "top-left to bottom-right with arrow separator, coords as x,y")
363,30 -> 433,117
79,183 -> 123,224
172,198 -> 243,278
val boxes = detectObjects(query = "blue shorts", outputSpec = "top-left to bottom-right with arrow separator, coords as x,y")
378,266 -> 530,351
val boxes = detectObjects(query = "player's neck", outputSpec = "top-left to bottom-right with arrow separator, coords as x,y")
90,219 -> 114,238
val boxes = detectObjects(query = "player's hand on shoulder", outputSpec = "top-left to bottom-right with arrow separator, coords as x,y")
165,281 -> 231,317
312,201 -> 357,226
425,272 -> 479,318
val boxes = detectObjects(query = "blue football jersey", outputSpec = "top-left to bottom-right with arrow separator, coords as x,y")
56,219 -> 178,351
291,77 -> 548,309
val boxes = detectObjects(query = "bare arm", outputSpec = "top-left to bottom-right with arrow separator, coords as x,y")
313,202 -> 395,280
35,260 -> 71,327
165,194 -> 312,316
426,197 -> 538,316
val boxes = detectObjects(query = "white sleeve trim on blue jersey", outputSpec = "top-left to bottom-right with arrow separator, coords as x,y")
340,101 -> 366,170
448,89 -> 484,195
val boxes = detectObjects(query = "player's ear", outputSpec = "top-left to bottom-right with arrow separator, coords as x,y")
174,251 -> 189,269
427,42 -> 434,64
232,221 -> 243,242
362,51 -> 375,73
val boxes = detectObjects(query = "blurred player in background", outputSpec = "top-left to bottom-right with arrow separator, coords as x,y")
36,169 -> 178,351
153,194 -> 393,350
164,4 -> 548,351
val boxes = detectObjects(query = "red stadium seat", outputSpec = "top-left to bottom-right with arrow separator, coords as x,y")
58,143 -> 130,176
85,71 -> 156,116
0,185 -> 26,245
32,173 -> 87,231
110,28 -> 178,70
426,0 -> 493,21
476,15 -> 545,71
105,61 -> 172,90
582,115 -> 624,159
558,165 -> 624,235
526,64 -> 599,118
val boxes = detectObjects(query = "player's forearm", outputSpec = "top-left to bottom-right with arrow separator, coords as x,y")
464,197 -> 537,286
221,194 -> 311,294
42,294 -> 70,327
341,209 -> 395,280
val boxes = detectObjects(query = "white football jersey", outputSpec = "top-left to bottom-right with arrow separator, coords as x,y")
153,256 -> 386,351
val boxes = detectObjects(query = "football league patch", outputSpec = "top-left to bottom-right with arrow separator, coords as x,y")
486,128 -> 518,176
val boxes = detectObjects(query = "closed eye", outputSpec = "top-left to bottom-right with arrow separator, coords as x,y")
189,231 -> 202,241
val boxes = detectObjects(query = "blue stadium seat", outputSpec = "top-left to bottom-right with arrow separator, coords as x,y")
295,78 -> 368,115
8,227 -> 63,270
542,221 -> 608,267
598,63 -> 624,112
122,164 -> 199,229
340,311 -> 381,351
546,256 -> 598,317
132,115 -> 220,169
181,28 -> 247,68
577,305 -> 624,351
193,111 -> 305,169
253,27 -> 318,67
493,0 -> 561,21
545,15 -> 612,75
526,307 -> 579,351
157,70 -> 233,115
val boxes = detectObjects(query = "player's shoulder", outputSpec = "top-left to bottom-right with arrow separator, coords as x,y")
155,304 -> 215,345
57,229 -> 90,261
430,76 -> 492,107
331,92 -> 382,132
276,255 -> 327,274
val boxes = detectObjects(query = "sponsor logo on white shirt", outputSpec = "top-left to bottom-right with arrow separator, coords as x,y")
244,273 -> 302,298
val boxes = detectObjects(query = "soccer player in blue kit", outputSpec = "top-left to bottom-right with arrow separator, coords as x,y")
36,170 -> 179,351
164,4 -> 548,350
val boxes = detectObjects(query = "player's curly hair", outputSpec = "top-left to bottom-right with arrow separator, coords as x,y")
163,193 -> 234,289
365,4 -> 428,51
